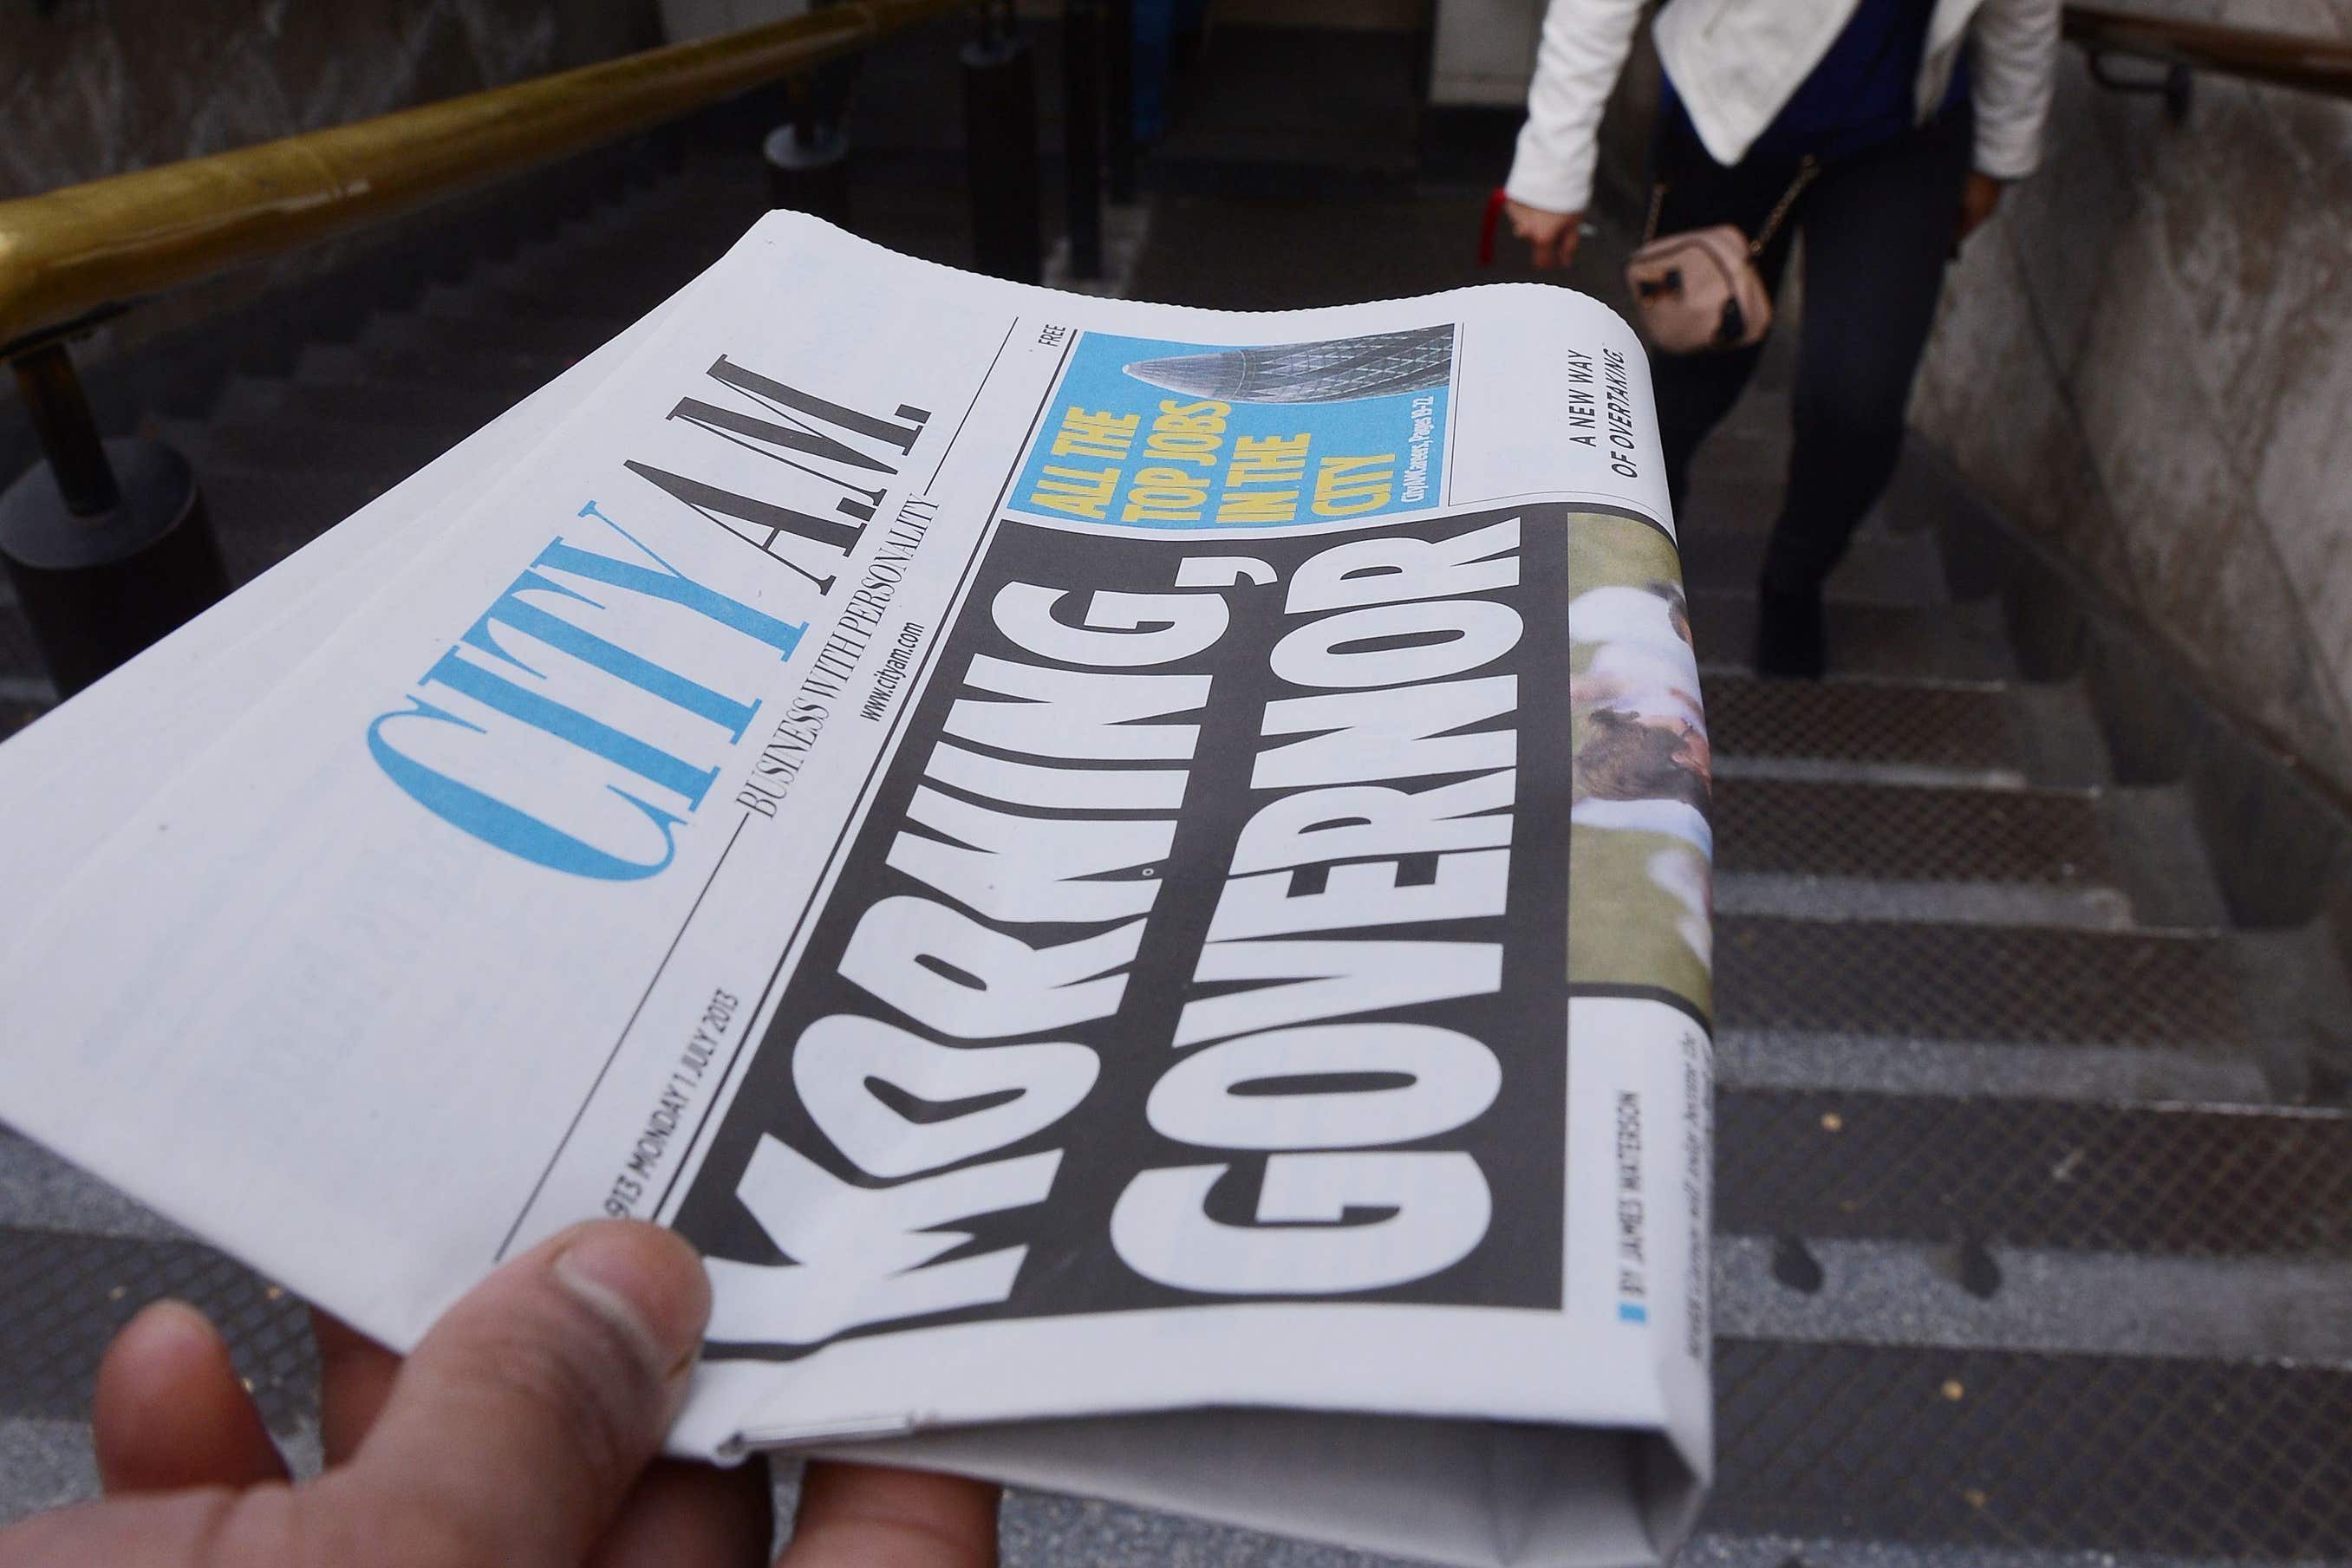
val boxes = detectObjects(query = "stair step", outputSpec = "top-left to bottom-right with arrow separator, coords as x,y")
185,463 -> 396,586
1712,771 -> 2133,929
0,1133 -> 178,1243
178,413 -> 468,491
1715,1026 -> 2273,1105
418,280 -> 638,332
206,373 -> 292,426
1706,674 -> 2028,784
482,225 -> 746,307
295,340 -> 574,398
1714,914 -> 2248,1051
1708,1338 -> 2352,1560
1679,527 -> 1951,605
234,374 -> 528,435
0,1227 -> 313,1434
1716,1089 -> 2351,1255
360,310 -> 614,364
1715,778 -> 2114,888
1687,591 -> 2015,682
1714,1236 -> 2352,1364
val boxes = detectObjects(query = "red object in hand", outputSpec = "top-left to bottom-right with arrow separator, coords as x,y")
1479,187 -> 1508,267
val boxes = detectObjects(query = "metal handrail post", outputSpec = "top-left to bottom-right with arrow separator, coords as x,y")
0,342 -> 228,695
965,2 -> 1044,282
10,344 -> 119,517
1063,0 -> 1106,279
1104,0 -> 1137,204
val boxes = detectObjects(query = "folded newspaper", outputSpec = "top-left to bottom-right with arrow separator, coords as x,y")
0,214 -> 1714,1568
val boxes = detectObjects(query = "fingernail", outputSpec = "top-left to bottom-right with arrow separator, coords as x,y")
553,1224 -> 711,1400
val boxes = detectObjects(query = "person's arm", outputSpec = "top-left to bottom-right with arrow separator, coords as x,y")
1964,0 -> 2061,224
1504,0 -> 1651,267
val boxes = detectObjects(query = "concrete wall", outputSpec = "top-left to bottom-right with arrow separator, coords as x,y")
1910,3 -> 2352,799
1,0 -> 659,201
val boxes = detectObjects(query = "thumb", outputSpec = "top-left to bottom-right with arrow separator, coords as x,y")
318,1221 -> 710,1568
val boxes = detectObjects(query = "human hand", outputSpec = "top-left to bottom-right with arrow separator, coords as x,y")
0,1220 -> 1000,1568
1956,171 -> 2004,244
1506,199 -> 1584,270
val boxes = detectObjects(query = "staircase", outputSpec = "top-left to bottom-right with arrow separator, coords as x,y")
3,38 -> 2350,1565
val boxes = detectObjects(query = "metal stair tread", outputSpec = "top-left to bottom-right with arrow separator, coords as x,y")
415,280 -> 642,332
1704,673 -> 2028,780
358,310 -> 615,363
477,228 -> 752,306
179,463 -> 403,585
1713,912 -> 2251,1051
172,412 -> 472,491
1707,1337 -> 2351,1560
249,375 -> 526,434
1715,1088 -> 2352,1256
293,339 -> 576,396
1713,776 -> 2116,888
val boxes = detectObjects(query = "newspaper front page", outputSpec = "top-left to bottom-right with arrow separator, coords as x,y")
0,216 -> 1713,1568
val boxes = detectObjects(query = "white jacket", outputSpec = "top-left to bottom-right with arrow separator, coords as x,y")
1506,0 -> 2062,214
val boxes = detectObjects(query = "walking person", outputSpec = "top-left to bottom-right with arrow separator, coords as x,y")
1503,0 -> 2060,677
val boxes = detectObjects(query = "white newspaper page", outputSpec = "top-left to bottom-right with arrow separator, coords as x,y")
0,216 -> 1711,1568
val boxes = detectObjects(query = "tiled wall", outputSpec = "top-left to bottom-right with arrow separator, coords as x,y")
0,0 -> 658,201
1911,3 -> 2352,797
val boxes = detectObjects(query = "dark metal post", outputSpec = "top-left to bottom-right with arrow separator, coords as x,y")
962,4 -> 1043,283
1063,0 -> 1105,279
0,342 -> 228,697
766,10 -> 862,229
764,84 -> 854,227
13,344 -> 119,517
1104,0 -> 1137,204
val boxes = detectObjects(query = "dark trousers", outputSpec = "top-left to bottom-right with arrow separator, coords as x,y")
1650,101 -> 1974,592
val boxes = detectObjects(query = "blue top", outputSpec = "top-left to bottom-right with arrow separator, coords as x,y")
1663,0 -> 1969,164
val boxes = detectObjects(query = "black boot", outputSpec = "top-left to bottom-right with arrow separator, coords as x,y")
1754,582 -> 1825,680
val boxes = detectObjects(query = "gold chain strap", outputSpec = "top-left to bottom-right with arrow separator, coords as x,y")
1641,153 -> 1819,254
1749,156 -> 1821,256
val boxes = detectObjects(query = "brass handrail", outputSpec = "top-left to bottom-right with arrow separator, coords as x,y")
0,0 -> 964,354
2063,3 -> 2352,100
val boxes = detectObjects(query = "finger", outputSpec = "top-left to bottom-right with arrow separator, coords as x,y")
780,1461 -> 1000,1568
1530,231 -> 1560,269
94,1300 -> 288,1494
1560,229 -> 1583,269
588,1459 -> 772,1568
321,1220 -> 711,1568
0,1488 -> 290,1568
313,1309 -> 401,1467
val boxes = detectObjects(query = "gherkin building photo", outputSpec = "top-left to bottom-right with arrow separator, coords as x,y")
1123,325 -> 1454,405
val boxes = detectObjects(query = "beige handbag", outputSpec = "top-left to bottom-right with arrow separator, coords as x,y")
1626,158 -> 1817,354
